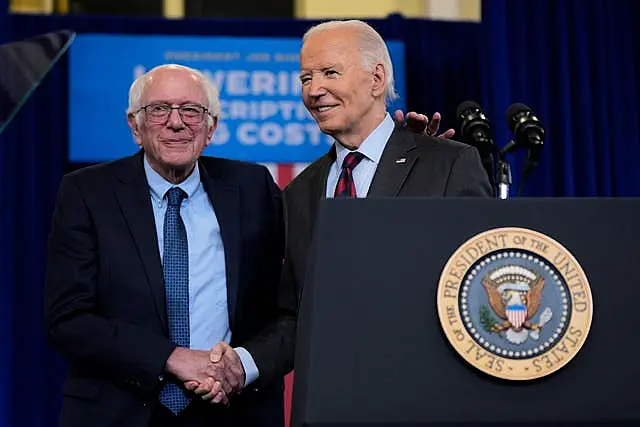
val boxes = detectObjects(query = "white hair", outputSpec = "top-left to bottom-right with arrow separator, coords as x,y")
303,19 -> 399,104
127,63 -> 220,126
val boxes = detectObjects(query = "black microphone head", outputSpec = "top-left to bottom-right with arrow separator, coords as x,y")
505,103 -> 533,133
504,102 -> 545,163
456,100 -> 483,118
455,100 -> 495,156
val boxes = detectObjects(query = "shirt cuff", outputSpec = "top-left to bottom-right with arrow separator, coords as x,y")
235,346 -> 259,387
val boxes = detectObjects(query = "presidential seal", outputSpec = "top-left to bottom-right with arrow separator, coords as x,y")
436,227 -> 592,380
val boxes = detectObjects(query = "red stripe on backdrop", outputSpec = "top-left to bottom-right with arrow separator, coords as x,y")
284,372 -> 294,427
269,164 -> 296,426
276,164 -> 295,188
264,163 -> 313,425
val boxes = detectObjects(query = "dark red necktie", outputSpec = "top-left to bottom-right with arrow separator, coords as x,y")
334,151 -> 365,198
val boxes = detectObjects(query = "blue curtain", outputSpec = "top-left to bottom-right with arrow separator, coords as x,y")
0,0 -> 8,41
2,3 -> 639,427
481,0 -> 640,196
0,0 -> 13,424
1,20 -> 70,427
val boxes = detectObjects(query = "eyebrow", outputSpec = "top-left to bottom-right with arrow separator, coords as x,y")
300,64 -> 340,73
146,100 -> 205,106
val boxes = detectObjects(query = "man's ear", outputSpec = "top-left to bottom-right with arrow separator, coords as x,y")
127,113 -> 143,146
205,116 -> 219,146
371,63 -> 386,98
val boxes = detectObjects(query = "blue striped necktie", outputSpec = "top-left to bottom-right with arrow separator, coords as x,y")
159,187 -> 191,414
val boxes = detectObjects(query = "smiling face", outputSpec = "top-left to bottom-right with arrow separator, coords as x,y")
127,66 -> 216,182
299,26 -> 387,148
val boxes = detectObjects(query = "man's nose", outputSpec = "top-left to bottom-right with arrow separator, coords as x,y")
166,108 -> 185,128
308,78 -> 327,97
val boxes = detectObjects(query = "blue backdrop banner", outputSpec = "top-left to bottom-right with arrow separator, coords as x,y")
69,34 -> 406,163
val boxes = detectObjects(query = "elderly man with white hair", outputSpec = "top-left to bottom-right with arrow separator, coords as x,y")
199,19 -> 493,402
44,63 -> 286,427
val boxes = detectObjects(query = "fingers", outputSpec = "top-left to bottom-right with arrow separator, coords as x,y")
393,111 -> 453,137
185,377 -> 233,400
201,383 -> 229,406
209,341 -> 230,363
200,380 -> 228,405
200,379 -> 222,400
439,129 -> 456,139
417,112 -> 454,138
405,111 -> 423,122
192,377 -> 216,396
405,112 -> 429,135
427,112 -> 441,136
204,361 -> 242,395
184,380 -> 199,391
392,109 -> 405,124
226,353 -> 245,392
228,362 -> 245,381
191,379 -> 229,406
218,377 -> 233,395
211,391 -> 229,406
207,361 -> 240,392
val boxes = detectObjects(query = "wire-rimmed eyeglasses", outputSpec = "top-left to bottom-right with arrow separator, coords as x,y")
137,103 -> 210,125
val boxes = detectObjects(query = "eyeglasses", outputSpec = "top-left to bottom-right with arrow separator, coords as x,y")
137,103 -> 209,125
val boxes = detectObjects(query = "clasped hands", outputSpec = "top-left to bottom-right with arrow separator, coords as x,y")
165,341 -> 242,406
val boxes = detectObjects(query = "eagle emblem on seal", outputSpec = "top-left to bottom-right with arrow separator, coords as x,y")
480,265 -> 553,345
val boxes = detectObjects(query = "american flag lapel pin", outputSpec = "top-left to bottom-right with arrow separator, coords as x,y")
395,158 -> 407,164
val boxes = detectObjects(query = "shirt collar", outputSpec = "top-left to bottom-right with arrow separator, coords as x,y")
143,154 -> 201,204
334,112 -> 395,167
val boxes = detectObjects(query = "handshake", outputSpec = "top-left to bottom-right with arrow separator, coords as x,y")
165,341 -> 244,405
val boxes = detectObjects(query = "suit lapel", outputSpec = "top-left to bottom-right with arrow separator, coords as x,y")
113,151 -> 168,331
199,162 -> 242,330
368,127 -> 418,197
306,151 -> 334,227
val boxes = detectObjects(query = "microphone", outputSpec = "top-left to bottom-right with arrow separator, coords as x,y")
502,103 -> 545,165
456,101 -> 497,195
503,103 -> 546,196
456,100 -> 496,158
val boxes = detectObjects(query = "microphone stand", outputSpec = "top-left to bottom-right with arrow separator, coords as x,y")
496,150 -> 512,200
517,140 -> 542,197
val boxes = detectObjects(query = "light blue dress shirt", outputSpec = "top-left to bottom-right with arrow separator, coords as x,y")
144,156 -> 258,386
325,113 -> 395,197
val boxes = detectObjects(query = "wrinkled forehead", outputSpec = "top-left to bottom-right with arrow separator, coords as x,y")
143,69 -> 207,105
300,29 -> 362,68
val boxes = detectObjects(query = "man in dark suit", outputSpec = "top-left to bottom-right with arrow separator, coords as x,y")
44,64 -> 284,427
202,19 -> 493,394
